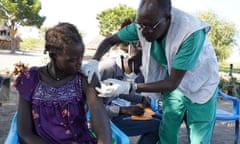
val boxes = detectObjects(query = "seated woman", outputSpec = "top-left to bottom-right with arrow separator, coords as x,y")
14,22 -> 112,144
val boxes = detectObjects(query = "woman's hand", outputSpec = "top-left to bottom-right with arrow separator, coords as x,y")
120,105 -> 144,115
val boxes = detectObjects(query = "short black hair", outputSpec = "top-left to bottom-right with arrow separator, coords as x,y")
138,0 -> 172,18
156,0 -> 172,16
44,22 -> 84,55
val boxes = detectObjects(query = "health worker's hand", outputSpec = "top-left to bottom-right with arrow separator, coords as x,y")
81,59 -> 101,84
96,79 -> 131,97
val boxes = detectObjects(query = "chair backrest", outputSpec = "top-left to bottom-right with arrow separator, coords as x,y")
216,90 -> 240,120
216,89 -> 239,144
5,112 -> 130,144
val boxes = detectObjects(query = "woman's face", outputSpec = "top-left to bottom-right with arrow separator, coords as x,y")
54,43 -> 84,75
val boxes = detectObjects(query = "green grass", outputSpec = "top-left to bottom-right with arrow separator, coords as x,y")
20,37 -> 44,50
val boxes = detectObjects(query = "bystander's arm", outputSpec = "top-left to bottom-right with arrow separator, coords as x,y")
93,34 -> 122,60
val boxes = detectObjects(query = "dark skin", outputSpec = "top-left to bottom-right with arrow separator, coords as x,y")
120,105 -> 144,115
120,51 -> 145,116
93,0 -> 186,94
122,49 -> 142,75
17,43 -> 112,144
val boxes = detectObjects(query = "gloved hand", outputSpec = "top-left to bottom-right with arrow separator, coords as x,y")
81,59 -> 101,84
95,82 -> 115,97
96,79 -> 131,97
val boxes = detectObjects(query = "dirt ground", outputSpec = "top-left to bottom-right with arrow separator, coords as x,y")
0,49 -> 239,144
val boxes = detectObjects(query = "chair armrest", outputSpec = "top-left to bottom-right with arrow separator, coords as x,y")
4,112 -> 18,144
218,90 -> 239,115
86,111 -> 129,144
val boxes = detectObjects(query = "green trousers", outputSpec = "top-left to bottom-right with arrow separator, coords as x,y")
159,89 -> 217,144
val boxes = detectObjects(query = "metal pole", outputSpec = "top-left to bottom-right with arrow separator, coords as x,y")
229,64 -> 233,77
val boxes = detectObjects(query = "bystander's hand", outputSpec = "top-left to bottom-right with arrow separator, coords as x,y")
120,105 -> 144,115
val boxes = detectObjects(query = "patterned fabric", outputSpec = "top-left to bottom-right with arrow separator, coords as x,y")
15,67 -> 96,144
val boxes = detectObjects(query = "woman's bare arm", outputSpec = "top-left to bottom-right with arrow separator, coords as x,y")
93,34 -> 122,61
17,96 -> 47,144
82,75 -> 112,144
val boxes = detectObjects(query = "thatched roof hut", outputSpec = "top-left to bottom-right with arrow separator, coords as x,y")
0,24 -> 23,51
86,35 -> 105,50
0,24 -> 11,50
84,34 -> 131,59
0,24 -> 10,41
84,35 -> 105,57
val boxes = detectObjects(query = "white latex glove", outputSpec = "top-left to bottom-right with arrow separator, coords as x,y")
95,82 -> 116,97
96,79 -> 131,97
81,59 -> 101,83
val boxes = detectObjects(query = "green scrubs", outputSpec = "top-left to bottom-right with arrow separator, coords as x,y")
117,23 -> 217,144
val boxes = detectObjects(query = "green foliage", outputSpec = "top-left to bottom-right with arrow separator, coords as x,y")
0,0 -> 45,29
20,37 -> 44,50
97,4 -> 136,36
194,11 -> 239,62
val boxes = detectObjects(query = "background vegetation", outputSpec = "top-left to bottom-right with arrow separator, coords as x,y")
96,4 -> 136,36
20,37 -> 44,50
194,11 -> 239,62
0,0 -> 45,52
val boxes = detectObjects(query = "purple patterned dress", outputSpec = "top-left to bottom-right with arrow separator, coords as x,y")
15,67 -> 96,144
